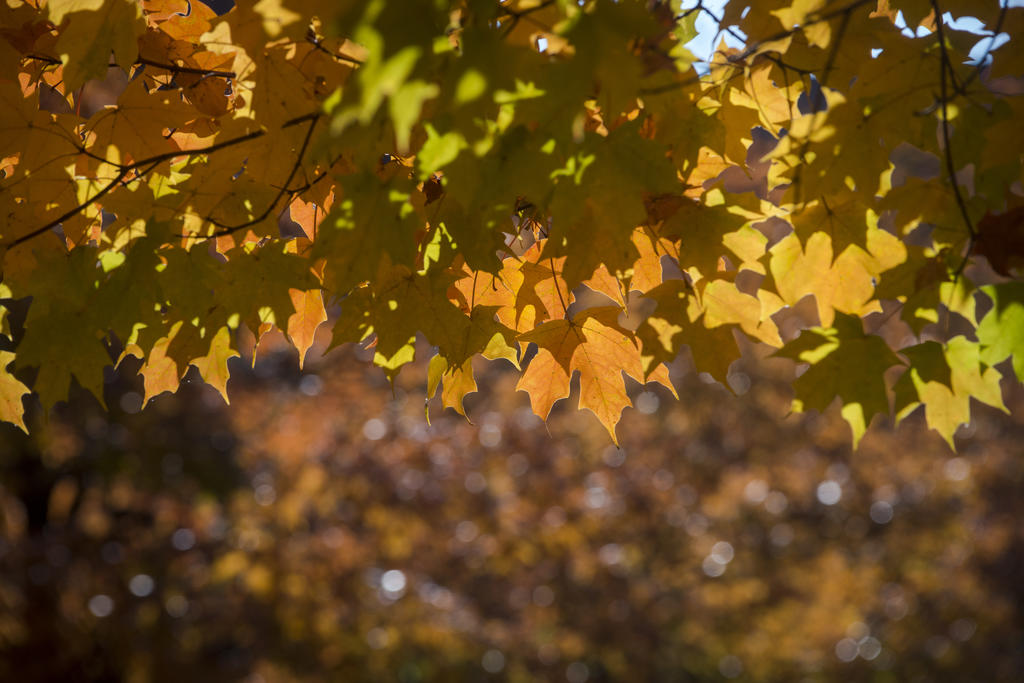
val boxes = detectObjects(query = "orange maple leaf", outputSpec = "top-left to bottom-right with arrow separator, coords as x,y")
287,288 -> 327,369
517,308 -> 644,444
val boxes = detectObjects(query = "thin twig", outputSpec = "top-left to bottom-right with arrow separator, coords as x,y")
25,52 -> 237,79
953,4 -> 1008,96
5,113 -> 320,249
498,0 -> 557,39
640,0 -> 871,97
306,34 -> 364,66
701,3 -> 817,78
931,0 -> 976,279
24,53 -> 61,66
819,8 -> 851,90
729,0 -> 871,66
15,167 -> 128,247
207,114 -> 322,237
137,57 -> 235,79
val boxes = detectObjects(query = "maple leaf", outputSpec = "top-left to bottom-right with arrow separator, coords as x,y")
546,122 -> 680,289
314,171 -> 422,293
701,278 -> 782,347
143,0 -> 217,41
9,247 -> 111,410
450,244 -> 575,337
287,289 -> 328,370
190,326 -> 239,404
86,79 -> 197,164
515,248 -> 574,325
327,285 -> 374,352
873,243 -> 974,334
92,237 -> 166,343
427,355 -> 477,419
367,261 -> 516,381
127,321 -> 187,406
893,338 -> 1007,448
627,228 -> 674,294
518,308 -> 644,444
977,283 -> 1024,383
775,313 -> 903,447
657,197 -> 745,280
0,350 -> 30,433
561,0 -> 663,118
767,226 -> 905,328
217,244 -> 320,336
0,110 -> 84,241
49,0 -> 146,91
433,125 -> 557,272
638,279 -> 741,385
288,195 -> 331,240
789,190 -> 875,256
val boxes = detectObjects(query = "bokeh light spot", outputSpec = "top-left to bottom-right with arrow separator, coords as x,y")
482,649 -> 505,673
129,574 -> 155,597
88,594 -> 114,617
817,480 -> 842,505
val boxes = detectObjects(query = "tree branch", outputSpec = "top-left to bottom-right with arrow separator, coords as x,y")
25,52 -> 237,79
4,113 -> 321,249
7,168 -> 128,248
137,57 -> 235,79
205,114 -> 322,238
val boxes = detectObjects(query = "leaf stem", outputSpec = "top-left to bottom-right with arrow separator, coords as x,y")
549,257 -> 567,317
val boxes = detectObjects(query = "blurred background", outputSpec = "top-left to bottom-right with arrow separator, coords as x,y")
1,329 -> 1022,683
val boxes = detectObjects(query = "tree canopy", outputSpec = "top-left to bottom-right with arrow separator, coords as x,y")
1,0 -> 1022,446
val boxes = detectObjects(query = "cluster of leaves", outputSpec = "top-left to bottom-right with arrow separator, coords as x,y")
2,344 -> 1023,681
1,0 -> 1023,445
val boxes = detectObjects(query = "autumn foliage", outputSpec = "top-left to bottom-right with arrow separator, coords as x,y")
1,0 -> 1023,446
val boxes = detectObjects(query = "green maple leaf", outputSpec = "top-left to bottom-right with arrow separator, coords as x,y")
547,122 -> 679,288
11,248 -> 110,410
775,312 -> 902,447
16,309 -> 110,411
314,171 -> 421,293
372,265 -> 515,372
977,282 -> 1024,382
94,237 -> 165,343
562,0 -> 657,119
432,125 -> 558,273
220,245 -> 318,334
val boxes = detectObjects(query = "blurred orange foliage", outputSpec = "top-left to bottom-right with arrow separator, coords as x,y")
1,339 -> 1022,681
